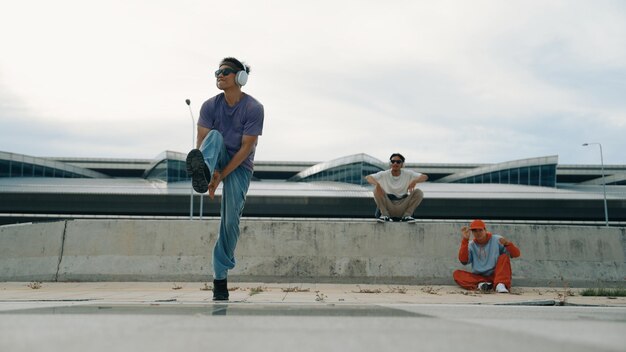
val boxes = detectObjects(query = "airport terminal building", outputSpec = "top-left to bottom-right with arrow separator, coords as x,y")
1,150 -> 625,225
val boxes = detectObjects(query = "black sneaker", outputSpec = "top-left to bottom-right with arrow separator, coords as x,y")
478,282 -> 493,292
377,216 -> 391,223
401,216 -> 417,224
186,149 -> 210,194
213,278 -> 229,301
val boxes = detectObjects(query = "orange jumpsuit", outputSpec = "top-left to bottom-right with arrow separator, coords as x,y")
453,233 -> 521,290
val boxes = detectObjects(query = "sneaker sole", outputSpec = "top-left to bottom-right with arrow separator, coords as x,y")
186,149 -> 209,194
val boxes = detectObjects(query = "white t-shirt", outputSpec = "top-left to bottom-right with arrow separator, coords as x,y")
370,169 -> 423,197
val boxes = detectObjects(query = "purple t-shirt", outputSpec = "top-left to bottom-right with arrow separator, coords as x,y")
198,93 -> 264,171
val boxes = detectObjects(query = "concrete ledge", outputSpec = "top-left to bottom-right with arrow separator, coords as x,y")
1,219 -> 625,286
0,221 -> 66,281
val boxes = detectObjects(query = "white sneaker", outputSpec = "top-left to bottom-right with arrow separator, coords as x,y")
495,283 -> 509,293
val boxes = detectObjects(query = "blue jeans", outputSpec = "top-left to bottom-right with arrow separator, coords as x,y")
199,130 -> 252,280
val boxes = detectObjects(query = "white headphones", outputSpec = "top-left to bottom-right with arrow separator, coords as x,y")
235,61 -> 248,87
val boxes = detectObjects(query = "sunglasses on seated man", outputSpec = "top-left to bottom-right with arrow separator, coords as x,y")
390,159 -> 404,164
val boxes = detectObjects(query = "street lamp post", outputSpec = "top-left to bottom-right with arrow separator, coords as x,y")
582,142 -> 609,227
186,99 -> 195,220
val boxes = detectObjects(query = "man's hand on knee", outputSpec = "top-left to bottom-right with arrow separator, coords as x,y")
208,170 -> 222,199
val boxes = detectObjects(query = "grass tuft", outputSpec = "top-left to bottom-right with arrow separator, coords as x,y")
580,288 -> 626,297
386,286 -> 408,294
249,286 -> 265,295
281,286 -> 310,293
354,285 -> 382,294
315,291 -> 326,302
27,282 -> 42,289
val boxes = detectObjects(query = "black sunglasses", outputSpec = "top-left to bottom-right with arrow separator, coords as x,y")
390,160 -> 404,164
214,68 -> 238,77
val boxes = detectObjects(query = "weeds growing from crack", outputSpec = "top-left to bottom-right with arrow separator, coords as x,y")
551,277 -> 574,305
420,286 -> 441,295
580,288 -> 626,297
27,282 -> 42,289
354,285 -> 382,294
386,286 -> 408,294
249,286 -> 265,296
281,286 -> 310,293
315,291 -> 327,302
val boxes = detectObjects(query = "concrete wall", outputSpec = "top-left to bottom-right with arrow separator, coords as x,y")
1,219 -> 624,287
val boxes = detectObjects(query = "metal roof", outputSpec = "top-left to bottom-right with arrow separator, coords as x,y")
435,155 -> 558,183
579,173 -> 626,185
0,151 -> 110,178
2,177 -> 624,200
7,150 -> 626,183
290,153 -> 385,181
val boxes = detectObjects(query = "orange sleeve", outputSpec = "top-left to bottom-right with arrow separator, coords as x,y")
505,242 -> 521,258
458,238 -> 469,264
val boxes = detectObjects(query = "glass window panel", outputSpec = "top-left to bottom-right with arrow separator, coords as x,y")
33,165 -> 44,177
541,165 -> 555,187
499,170 -> 509,184
520,167 -> 529,185
510,168 -> 519,184
22,163 -> 34,177
146,161 -> 168,181
10,161 -> 23,176
0,160 -> 10,177
530,166 -> 540,186
491,172 -> 499,183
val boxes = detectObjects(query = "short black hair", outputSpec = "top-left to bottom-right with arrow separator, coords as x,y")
390,153 -> 405,162
220,57 -> 249,74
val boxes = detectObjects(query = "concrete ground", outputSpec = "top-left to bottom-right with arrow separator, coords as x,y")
1,281 -> 625,306
0,282 -> 625,352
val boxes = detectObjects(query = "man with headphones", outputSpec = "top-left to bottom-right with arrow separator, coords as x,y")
186,57 -> 264,301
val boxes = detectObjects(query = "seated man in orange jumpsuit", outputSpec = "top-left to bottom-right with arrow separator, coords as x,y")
453,219 -> 521,293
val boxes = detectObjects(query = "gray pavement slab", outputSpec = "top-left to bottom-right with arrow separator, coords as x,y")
1,282 -> 624,306
0,282 -> 625,352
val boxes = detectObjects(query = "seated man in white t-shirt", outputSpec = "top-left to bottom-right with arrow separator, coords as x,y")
365,153 -> 428,223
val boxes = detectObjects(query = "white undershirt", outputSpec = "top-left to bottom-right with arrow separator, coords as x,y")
370,169 -> 422,197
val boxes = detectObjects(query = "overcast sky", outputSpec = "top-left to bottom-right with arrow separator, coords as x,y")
1,0 -> 625,165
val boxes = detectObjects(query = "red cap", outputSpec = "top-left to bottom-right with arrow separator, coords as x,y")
469,219 -> 486,229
